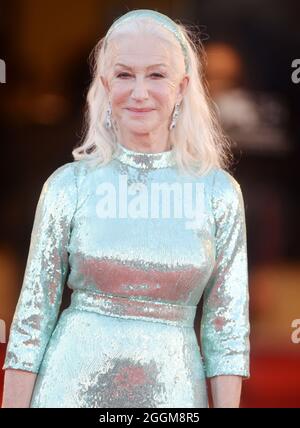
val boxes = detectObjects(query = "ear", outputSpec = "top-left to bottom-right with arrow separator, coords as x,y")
100,75 -> 110,96
177,74 -> 190,102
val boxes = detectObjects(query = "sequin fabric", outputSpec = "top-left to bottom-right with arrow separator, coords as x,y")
3,142 -> 250,408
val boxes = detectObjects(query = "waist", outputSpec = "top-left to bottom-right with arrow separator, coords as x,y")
68,289 -> 196,327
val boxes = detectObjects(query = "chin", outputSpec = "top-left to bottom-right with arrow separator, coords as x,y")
127,124 -> 154,133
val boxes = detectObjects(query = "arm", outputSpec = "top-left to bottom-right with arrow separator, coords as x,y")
1,162 -> 77,407
200,169 -> 250,408
210,375 -> 242,408
2,369 -> 37,408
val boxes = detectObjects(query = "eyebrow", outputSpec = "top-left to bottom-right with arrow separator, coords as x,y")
114,63 -> 167,69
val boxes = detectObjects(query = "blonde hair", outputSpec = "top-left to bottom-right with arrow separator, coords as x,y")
72,15 -> 233,177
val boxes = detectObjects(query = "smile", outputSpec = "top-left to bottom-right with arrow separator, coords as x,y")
126,108 -> 154,114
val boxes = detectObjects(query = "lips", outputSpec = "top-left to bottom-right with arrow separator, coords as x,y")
127,108 -> 154,112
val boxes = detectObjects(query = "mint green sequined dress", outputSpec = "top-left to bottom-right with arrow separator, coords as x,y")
3,142 -> 250,408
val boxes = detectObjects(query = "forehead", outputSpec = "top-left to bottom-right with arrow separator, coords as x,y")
109,33 -> 172,68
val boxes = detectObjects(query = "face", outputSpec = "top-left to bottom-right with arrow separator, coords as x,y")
101,32 -> 189,138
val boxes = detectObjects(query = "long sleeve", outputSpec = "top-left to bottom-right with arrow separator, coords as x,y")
2,162 -> 78,373
200,169 -> 250,379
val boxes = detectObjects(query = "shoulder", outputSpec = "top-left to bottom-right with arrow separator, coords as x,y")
210,168 -> 245,220
42,159 -> 91,192
37,162 -> 79,212
35,161 -> 91,218
211,168 -> 243,205
44,161 -> 75,185
212,168 -> 242,195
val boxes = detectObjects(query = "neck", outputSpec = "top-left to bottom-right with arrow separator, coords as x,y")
113,140 -> 176,169
115,127 -> 171,154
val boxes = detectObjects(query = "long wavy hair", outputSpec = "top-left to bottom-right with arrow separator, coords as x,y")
72,15 -> 233,177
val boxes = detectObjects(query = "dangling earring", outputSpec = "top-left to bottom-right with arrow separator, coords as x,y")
169,102 -> 181,130
105,101 -> 112,129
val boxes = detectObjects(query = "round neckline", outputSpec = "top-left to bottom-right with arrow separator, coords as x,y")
113,141 -> 176,169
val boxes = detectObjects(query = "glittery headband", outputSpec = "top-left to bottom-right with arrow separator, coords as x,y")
104,9 -> 190,73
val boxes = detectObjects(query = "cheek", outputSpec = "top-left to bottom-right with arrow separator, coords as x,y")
149,84 -> 173,107
154,93 -> 174,112
110,82 -> 130,104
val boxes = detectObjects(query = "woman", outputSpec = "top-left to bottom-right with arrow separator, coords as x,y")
2,9 -> 250,408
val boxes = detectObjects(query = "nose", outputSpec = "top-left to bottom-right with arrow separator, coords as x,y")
131,76 -> 149,100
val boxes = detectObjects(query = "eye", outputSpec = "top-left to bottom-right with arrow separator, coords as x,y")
117,72 -> 131,78
116,72 -> 165,78
151,73 -> 165,78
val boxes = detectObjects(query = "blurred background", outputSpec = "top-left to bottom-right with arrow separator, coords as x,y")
0,0 -> 300,408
